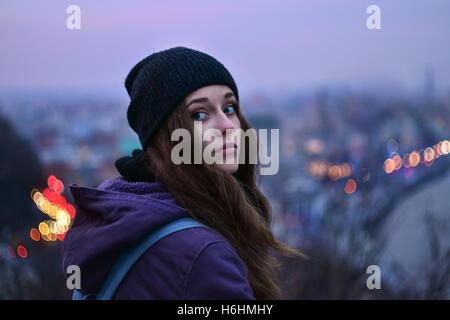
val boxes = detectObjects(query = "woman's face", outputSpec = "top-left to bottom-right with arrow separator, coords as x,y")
184,84 -> 241,174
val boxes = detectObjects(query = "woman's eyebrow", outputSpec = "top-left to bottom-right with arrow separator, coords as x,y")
186,91 -> 236,108
186,97 -> 209,108
223,91 -> 235,100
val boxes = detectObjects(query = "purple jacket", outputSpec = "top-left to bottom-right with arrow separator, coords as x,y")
62,176 -> 255,299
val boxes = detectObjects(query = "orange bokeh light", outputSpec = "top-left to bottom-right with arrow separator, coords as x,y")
409,151 -> 420,167
392,154 -> 402,171
30,228 -> 40,242
328,165 -> 341,181
384,159 -> 395,174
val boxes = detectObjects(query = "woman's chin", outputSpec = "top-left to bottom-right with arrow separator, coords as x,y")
217,163 -> 239,174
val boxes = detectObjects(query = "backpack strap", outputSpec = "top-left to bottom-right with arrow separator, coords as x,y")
72,217 -> 208,300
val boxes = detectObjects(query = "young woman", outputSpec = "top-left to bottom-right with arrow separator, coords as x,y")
62,46 -> 304,300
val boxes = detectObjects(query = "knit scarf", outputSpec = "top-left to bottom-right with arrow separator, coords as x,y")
114,149 -> 156,183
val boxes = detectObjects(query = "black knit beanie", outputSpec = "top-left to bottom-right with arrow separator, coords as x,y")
115,46 -> 240,182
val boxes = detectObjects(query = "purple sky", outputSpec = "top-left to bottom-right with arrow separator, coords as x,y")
0,0 -> 449,99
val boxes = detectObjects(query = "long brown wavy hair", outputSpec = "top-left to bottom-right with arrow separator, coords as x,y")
144,97 -> 305,299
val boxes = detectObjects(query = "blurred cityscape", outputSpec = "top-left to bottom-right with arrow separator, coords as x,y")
0,67 -> 449,299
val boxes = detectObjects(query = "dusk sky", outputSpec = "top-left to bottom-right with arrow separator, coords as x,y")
1,0 -> 449,99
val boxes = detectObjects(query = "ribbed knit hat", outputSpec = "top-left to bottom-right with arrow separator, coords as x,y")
125,46 -> 239,150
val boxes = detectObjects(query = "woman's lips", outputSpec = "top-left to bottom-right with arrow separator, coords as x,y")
217,143 -> 237,155
222,145 -> 237,154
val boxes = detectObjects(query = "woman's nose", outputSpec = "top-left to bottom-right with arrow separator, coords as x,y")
215,111 -> 236,134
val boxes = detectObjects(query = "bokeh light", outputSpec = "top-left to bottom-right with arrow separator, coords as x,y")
383,139 -> 450,175
47,175 -> 56,189
424,147 -> 435,162
39,221 -> 50,236
30,228 -> 40,242
17,246 -> 27,258
384,158 -> 395,174
440,140 -> 450,155
30,175 -> 76,244
309,160 -> 353,181
403,153 -> 410,168
344,179 -> 357,194
53,179 -> 64,194
387,138 -> 398,155
66,203 -> 76,219
392,154 -> 402,171
409,151 -> 420,167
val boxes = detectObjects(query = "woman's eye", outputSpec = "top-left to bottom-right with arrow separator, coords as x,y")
224,104 -> 236,114
192,111 -> 207,120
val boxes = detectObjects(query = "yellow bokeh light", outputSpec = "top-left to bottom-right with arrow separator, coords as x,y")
49,204 -> 58,219
49,220 -> 57,234
55,221 -> 65,234
41,198 -> 50,214
57,210 -> 71,226
35,194 -> 45,209
32,191 -> 41,204
38,221 -> 50,236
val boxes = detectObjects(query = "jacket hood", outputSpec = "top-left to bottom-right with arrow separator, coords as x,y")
62,175 -> 191,293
